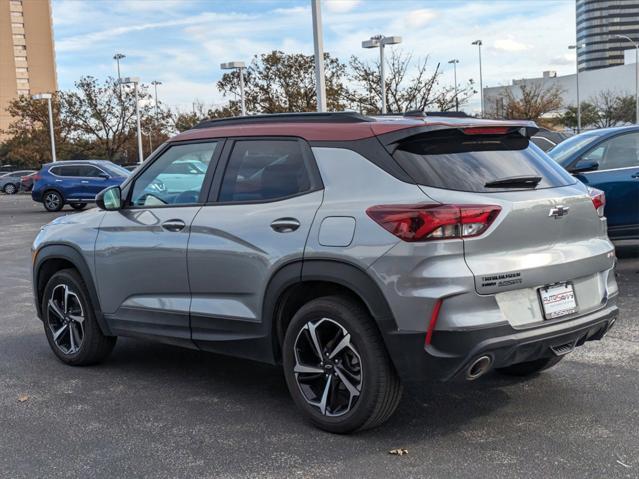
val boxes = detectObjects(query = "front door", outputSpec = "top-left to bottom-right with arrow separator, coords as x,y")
575,131 -> 639,238
187,138 -> 323,358
94,140 -> 221,346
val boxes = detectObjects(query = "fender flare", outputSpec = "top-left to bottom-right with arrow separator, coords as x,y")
263,258 -> 398,360
33,244 -> 112,335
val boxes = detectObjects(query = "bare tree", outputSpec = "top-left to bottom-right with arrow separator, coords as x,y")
347,51 -> 475,114
489,82 -> 563,126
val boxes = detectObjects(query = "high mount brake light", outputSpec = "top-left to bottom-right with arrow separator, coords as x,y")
366,204 -> 501,242
588,187 -> 605,217
461,127 -> 511,135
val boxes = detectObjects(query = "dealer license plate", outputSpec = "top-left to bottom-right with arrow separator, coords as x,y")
539,283 -> 577,319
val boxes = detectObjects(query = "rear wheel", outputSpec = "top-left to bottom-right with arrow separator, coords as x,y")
42,269 -> 116,365
3,183 -> 17,195
43,190 -> 63,212
282,296 -> 402,434
70,203 -> 87,210
496,356 -> 564,377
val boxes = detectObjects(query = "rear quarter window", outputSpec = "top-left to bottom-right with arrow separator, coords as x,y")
393,130 -> 576,193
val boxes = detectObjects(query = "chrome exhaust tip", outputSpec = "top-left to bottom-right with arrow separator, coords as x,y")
466,355 -> 493,380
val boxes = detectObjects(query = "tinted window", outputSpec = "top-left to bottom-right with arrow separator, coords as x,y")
584,132 -> 639,171
50,165 -> 80,177
393,130 -> 576,193
104,163 -> 130,176
218,140 -> 314,203
76,165 -> 104,177
130,142 -> 218,207
548,132 -> 601,165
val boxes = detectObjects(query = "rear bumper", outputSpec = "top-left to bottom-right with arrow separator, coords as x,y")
384,302 -> 618,382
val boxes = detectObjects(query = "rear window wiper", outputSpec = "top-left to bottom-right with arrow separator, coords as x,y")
484,175 -> 542,188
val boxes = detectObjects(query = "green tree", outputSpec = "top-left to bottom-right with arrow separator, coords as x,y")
216,51 -> 349,113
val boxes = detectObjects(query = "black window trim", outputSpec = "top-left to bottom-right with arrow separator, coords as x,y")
48,163 -> 110,179
205,136 -> 324,206
122,138 -> 226,210
570,130 -> 639,173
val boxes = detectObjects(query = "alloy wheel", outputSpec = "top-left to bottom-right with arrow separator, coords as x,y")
45,193 -> 61,210
47,284 -> 85,355
4,184 -> 17,195
293,318 -> 363,417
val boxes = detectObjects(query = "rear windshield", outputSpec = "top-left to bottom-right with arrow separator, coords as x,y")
392,130 -> 576,193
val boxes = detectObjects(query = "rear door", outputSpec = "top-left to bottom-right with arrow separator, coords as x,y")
187,138 -> 323,358
571,131 -> 639,238
392,128 -> 615,320
49,164 -> 82,200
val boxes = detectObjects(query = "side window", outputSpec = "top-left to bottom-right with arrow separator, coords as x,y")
51,165 -> 80,177
130,142 -> 218,207
76,165 -> 103,177
218,140 -> 313,202
584,133 -> 639,171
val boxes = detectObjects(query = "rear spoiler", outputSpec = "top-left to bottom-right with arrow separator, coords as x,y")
373,119 -> 540,148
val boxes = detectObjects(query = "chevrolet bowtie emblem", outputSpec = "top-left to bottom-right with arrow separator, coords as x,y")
549,205 -> 570,218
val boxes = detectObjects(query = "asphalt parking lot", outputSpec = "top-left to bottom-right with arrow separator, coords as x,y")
1,193 -> 638,479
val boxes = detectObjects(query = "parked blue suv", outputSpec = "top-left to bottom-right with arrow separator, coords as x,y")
32,160 -> 130,212
549,126 -> 639,240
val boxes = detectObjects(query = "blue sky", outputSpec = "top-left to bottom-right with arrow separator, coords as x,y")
51,0 -> 577,113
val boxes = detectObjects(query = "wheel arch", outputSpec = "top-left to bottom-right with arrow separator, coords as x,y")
34,244 -> 112,335
264,259 -> 397,363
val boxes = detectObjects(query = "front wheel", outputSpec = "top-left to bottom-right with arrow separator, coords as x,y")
70,203 -> 87,210
282,296 -> 402,434
42,269 -> 116,365
43,190 -> 64,212
496,356 -> 564,377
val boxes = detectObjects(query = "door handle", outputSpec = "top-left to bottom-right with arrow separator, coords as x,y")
161,219 -> 186,232
270,218 -> 300,233
81,180 -> 89,184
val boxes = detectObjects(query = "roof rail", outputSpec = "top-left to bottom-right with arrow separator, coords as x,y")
403,110 -> 471,118
193,111 -> 374,129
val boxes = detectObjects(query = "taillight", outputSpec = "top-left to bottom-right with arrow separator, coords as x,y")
462,127 -> 511,135
588,187 -> 605,217
366,204 -> 501,241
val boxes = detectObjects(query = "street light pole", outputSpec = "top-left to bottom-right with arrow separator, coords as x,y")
362,35 -> 402,114
151,80 -> 162,120
448,59 -> 460,112
568,44 -> 585,132
120,77 -> 143,164
32,93 -> 56,162
221,62 -> 247,116
613,34 -> 639,124
113,53 -> 125,82
311,0 -> 327,112
472,40 -> 484,116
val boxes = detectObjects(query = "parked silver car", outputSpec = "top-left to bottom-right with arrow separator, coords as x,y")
31,112 -> 618,433
1,169 -> 35,194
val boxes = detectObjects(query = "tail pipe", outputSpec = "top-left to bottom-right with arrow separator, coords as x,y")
465,355 -> 493,380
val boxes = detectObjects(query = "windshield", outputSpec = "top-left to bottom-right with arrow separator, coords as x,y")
547,133 -> 601,165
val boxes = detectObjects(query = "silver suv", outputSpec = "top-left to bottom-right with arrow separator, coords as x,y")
32,112 -> 619,433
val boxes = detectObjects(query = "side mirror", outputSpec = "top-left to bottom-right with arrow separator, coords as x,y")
98,173 -> 110,179
96,186 -> 122,210
570,159 -> 599,173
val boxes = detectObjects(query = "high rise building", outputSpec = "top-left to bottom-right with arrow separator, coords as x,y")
577,0 -> 639,71
0,0 -> 57,138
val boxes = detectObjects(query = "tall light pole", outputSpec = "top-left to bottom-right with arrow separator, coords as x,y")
568,43 -> 585,132
362,34 -> 402,114
113,53 -> 125,82
119,77 -> 143,164
448,59 -> 460,112
32,93 -> 56,162
151,80 -> 162,120
221,62 -> 246,116
311,0 -> 327,112
472,40 -> 484,116
613,34 -> 639,124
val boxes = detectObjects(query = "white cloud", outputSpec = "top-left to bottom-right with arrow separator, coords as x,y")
324,0 -> 362,14
493,37 -> 530,52
404,9 -> 437,28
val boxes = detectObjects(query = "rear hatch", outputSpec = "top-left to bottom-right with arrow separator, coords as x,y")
389,126 -> 614,306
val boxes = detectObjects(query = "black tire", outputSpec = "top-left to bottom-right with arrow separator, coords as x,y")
42,269 -> 116,366
496,356 -> 564,377
282,295 -> 402,434
43,190 -> 64,212
3,183 -> 18,195
70,203 -> 87,210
